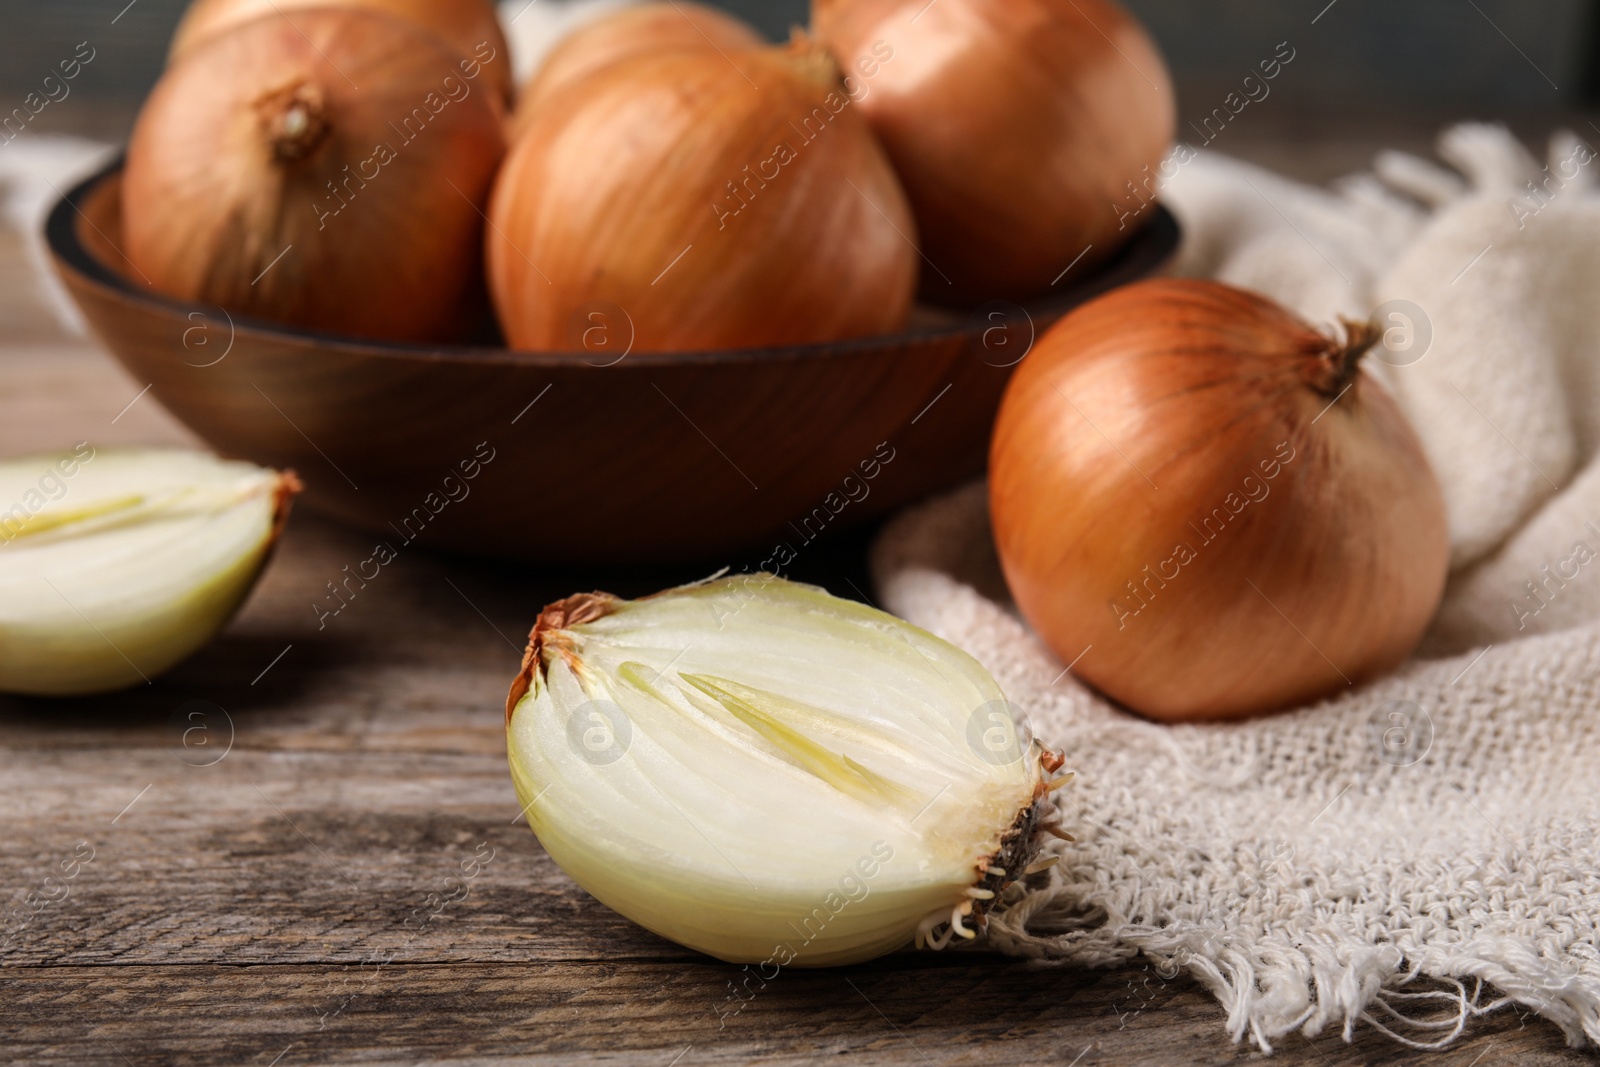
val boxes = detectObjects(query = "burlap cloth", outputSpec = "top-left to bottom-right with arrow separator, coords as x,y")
871,126 -> 1600,1051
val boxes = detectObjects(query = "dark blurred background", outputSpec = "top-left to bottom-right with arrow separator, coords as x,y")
3,0 -> 1596,178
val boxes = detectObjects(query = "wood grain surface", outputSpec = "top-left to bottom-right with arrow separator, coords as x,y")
0,211 -> 1590,1067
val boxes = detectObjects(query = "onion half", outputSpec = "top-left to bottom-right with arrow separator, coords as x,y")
813,0 -> 1175,304
0,448 -> 298,697
126,9 -> 507,343
488,36 -> 918,353
506,576 -> 1064,965
990,280 -> 1449,721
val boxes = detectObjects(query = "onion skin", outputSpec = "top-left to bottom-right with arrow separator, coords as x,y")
812,0 -> 1174,305
126,10 -> 506,344
511,2 -> 763,141
990,280 -> 1449,721
169,0 -> 513,104
488,39 -> 918,353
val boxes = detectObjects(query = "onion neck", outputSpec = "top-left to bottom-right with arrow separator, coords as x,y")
785,29 -> 844,91
255,80 -> 332,162
1307,318 -> 1380,397
505,592 -> 620,722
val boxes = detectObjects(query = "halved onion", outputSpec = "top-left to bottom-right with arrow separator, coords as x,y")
506,576 -> 1063,965
0,448 -> 298,697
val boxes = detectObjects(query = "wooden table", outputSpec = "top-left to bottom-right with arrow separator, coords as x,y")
0,181 -> 1588,1067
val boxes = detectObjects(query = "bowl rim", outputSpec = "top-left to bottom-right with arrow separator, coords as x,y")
48,155 -> 1181,369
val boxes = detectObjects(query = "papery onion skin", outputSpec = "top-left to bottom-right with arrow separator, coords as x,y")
812,0 -> 1175,305
126,10 -> 506,344
511,2 -> 763,141
169,0 -> 513,104
0,449 -> 299,697
488,39 -> 918,353
505,576 -> 1060,966
990,279 -> 1449,721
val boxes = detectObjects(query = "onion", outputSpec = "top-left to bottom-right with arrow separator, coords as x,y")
488,35 -> 918,353
0,447 -> 298,697
989,280 -> 1449,721
125,9 -> 506,343
511,2 -> 763,140
812,0 -> 1175,305
169,0 -> 513,104
505,575 -> 1067,965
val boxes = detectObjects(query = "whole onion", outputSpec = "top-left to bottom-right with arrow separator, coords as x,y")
169,0 -> 513,104
125,9 -> 506,343
488,37 -> 918,353
511,2 -> 763,140
990,280 -> 1449,721
812,0 -> 1175,305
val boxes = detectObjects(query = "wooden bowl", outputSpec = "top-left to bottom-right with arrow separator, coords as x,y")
46,160 -> 1178,564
